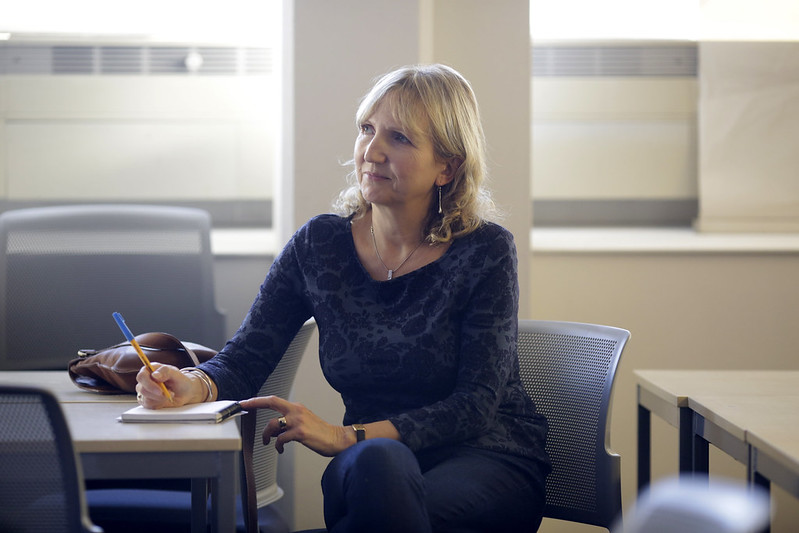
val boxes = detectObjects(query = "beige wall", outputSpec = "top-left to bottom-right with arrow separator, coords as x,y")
428,0 -> 532,317
278,1 -> 421,528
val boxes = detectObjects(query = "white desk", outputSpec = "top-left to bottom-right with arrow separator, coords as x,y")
0,371 -> 241,533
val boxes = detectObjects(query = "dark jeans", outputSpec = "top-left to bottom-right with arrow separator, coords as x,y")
321,438 -> 546,533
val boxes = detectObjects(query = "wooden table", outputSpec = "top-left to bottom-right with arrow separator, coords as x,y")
689,393 -> 799,497
0,370 -> 136,402
0,371 -> 241,533
636,370 -> 799,531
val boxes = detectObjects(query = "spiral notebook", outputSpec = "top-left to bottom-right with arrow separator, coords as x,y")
120,400 -> 243,424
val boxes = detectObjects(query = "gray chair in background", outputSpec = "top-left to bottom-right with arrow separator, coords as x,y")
0,384 -> 103,533
87,319 -> 317,533
517,319 -> 630,530
0,204 -> 226,370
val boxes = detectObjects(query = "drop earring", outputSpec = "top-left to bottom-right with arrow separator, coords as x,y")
438,186 -> 443,214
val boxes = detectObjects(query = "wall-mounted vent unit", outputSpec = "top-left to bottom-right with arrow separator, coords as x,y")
531,42 -> 699,227
149,47 -> 192,74
0,44 -> 272,76
532,44 -> 697,77
100,47 -> 144,74
245,48 -> 271,74
52,46 -> 94,74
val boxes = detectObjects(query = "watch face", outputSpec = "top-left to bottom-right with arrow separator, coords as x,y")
354,425 -> 365,442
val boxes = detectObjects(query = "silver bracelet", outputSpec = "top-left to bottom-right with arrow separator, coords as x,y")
181,367 -> 214,402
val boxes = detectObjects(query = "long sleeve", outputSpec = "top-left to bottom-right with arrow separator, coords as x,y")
199,225 -> 313,400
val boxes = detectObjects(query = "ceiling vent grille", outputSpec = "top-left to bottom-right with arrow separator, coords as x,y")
532,44 -> 697,77
0,44 -> 272,76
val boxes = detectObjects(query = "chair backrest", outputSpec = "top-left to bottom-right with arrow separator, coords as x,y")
239,319 -> 317,533
517,319 -> 630,530
0,384 -> 103,533
251,318 -> 317,507
0,205 -> 226,370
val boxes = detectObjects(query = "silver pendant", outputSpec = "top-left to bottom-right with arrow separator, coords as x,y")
387,270 -> 394,280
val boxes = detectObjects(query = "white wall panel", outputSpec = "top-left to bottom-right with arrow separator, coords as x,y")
6,121 -> 271,199
0,73 -> 275,202
533,120 -> 697,199
697,41 -> 799,232
532,76 -> 698,202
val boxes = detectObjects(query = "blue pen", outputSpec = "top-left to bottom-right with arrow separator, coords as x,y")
112,312 -> 173,401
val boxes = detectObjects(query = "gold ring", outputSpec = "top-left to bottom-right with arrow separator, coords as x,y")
278,416 -> 287,429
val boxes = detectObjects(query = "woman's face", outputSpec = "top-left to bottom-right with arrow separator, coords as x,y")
354,98 -> 452,212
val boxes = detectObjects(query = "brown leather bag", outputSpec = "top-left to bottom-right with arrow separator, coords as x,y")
68,332 -> 217,394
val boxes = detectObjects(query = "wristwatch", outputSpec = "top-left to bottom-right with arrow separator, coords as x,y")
352,424 -> 366,442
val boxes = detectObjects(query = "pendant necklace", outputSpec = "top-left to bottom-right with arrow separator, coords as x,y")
370,224 -> 424,280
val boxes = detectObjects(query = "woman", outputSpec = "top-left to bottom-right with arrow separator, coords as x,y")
136,63 -> 550,533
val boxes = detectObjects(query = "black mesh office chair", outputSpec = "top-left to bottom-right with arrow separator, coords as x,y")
0,384 -> 103,533
292,320 -> 631,533
87,319 -> 317,533
0,205 -> 226,370
517,319 -> 630,530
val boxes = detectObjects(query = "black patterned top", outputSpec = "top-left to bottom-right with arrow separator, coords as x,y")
201,214 -> 549,465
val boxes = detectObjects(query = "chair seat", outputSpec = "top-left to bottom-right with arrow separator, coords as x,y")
87,489 -> 289,533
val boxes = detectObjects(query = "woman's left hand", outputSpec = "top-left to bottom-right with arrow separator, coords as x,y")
239,395 -> 351,457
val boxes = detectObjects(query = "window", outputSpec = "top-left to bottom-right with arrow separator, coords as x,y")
0,1 -> 281,227
530,0 -> 799,228
530,0 -> 699,227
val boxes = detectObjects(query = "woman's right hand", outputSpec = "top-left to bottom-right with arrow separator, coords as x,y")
135,363 -> 201,409
239,395 -> 354,456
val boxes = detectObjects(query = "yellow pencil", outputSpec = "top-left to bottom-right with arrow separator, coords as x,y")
112,312 -> 173,402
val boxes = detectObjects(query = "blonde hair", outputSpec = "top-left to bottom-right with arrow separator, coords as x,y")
333,64 -> 496,243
